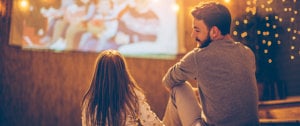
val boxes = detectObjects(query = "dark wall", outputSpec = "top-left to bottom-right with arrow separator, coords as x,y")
0,43 -> 176,126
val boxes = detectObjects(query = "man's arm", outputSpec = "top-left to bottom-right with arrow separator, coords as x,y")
162,50 -> 198,90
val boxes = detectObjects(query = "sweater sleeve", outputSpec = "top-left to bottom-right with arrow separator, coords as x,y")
162,49 -> 198,89
136,91 -> 165,126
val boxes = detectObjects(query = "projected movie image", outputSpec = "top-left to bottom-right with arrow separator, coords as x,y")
10,0 -> 181,55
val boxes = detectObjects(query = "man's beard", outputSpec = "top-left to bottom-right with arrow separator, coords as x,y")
197,34 -> 211,48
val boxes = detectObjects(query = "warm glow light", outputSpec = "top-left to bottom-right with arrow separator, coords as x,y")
257,30 -> 261,35
291,17 -> 295,22
294,11 -> 298,14
265,16 -> 269,20
264,49 -> 268,54
243,19 -> 248,24
277,40 -> 281,45
266,23 -> 270,27
233,31 -> 238,36
19,0 -> 29,12
287,28 -> 291,32
291,55 -> 295,60
20,0 -> 29,8
262,40 -> 266,44
269,8 -> 273,12
241,32 -> 248,38
263,31 -> 269,36
275,33 -> 279,38
246,1 -> 251,5
268,59 -> 272,63
292,36 -> 296,40
291,46 -> 295,50
267,41 -> 272,46
0,1 -> 5,16
235,21 -> 240,25
172,3 -> 179,12
267,0 -> 273,4
224,0 -> 231,3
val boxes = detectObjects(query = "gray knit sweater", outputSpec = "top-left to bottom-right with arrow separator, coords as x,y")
163,39 -> 259,126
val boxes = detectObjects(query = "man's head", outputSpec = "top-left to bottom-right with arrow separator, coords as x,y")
191,2 -> 231,48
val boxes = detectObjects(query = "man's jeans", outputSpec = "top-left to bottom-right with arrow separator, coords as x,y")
163,82 -> 205,126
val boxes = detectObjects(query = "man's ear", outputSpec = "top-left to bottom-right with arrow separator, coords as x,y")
210,26 -> 220,39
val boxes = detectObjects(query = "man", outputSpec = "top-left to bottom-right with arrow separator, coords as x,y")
162,2 -> 259,126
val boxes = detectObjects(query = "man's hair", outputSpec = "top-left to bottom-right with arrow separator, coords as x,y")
191,2 -> 231,35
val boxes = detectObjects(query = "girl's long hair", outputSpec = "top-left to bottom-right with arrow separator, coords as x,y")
82,50 -> 142,126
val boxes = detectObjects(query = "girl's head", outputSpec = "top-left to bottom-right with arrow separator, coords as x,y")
83,49 -> 140,125
93,50 -> 131,94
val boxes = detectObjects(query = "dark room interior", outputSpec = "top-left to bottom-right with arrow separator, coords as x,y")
1,0 -> 300,126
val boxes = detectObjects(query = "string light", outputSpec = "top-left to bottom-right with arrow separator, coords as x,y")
267,0 -> 273,4
243,19 -> 248,24
291,46 -> 295,50
263,31 -> 270,36
232,0 -> 300,67
257,30 -> 261,35
241,32 -> 248,38
233,31 -> 238,36
291,55 -> 295,60
267,41 -> 272,46
235,21 -> 240,25
290,17 -> 295,22
264,49 -> 269,54
246,1 -> 251,5
268,59 -> 273,63
265,16 -> 269,20
277,40 -> 281,45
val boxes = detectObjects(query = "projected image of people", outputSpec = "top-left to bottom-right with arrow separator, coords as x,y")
11,0 -> 179,55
